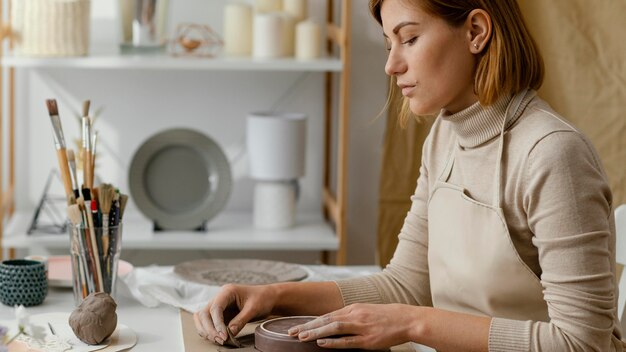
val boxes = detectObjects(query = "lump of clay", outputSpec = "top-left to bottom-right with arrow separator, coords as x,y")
69,292 -> 117,345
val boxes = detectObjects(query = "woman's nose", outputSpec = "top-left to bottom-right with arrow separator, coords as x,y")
385,48 -> 407,76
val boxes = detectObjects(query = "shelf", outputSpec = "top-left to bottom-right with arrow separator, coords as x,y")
3,211 -> 338,251
1,53 -> 343,71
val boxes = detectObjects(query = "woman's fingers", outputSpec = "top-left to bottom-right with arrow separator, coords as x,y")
194,306 -> 220,343
193,311 -> 208,338
228,304 -> 258,336
317,335 -> 364,348
288,313 -> 335,336
210,303 -> 229,344
295,317 -> 355,342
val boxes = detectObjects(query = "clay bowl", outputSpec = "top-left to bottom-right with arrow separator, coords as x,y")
255,316 -> 361,352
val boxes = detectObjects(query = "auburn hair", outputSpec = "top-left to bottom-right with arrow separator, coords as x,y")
370,0 -> 544,127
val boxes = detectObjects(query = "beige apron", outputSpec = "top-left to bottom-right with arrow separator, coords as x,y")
427,90 -> 550,322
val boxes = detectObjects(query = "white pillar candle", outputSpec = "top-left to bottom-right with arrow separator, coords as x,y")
295,20 -> 321,60
223,3 -> 253,56
283,0 -> 307,22
118,0 -> 133,43
253,13 -> 284,58
254,0 -> 281,13
280,13 -> 296,57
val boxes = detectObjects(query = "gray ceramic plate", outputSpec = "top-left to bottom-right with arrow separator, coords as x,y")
174,259 -> 308,286
128,128 -> 232,230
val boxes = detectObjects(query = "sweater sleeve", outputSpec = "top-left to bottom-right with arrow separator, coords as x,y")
335,136 -> 433,308
488,131 -> 622,352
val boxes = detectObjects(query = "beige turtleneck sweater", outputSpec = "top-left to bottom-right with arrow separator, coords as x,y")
336,93 -> 623,351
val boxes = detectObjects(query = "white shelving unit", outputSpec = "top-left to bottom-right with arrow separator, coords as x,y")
1,54 -> 343,72
0,0 -> 353,264
3,211 -> 338,251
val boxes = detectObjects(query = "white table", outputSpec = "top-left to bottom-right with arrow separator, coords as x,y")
1,265 -> 383,351
0,266 -> 434,351
0,286 -> 183,351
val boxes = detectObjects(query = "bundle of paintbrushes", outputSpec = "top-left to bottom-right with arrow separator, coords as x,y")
45,99 -> 129,298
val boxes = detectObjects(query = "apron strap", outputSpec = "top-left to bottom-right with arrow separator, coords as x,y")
492,89 -> 530,208
439,143 -> 456,182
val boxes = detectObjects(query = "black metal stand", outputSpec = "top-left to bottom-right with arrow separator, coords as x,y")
28,169 -> 68,235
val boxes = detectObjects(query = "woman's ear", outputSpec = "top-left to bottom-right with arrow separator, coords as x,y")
465,9 -> 492,53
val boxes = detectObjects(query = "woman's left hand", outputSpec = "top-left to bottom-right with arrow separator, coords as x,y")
287,303 -> 418,350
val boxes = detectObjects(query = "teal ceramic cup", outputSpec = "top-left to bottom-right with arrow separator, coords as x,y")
0,259 -> 48,306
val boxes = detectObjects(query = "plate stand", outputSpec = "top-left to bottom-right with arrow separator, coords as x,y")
153,221 -> 207,232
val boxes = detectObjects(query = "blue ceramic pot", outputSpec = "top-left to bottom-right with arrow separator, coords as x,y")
0,259 -> 48,306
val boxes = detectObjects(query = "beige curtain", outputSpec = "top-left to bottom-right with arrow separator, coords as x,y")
377,90 -> 433,266
376,1 -> 626,267
519,0 -> 626,204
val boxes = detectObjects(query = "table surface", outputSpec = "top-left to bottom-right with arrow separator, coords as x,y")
0,287 -> 183,351
0,266 -> 434,352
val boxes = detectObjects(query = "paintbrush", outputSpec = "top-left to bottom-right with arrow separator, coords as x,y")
77,197 -> 103,292
82,111 -> 92,190
67,150 -> 80,199
118,194 -> 129,221
46,99 -> 75,205
91,131 -> 98,185
68,204 -> 89,298
99,184 -> 115,256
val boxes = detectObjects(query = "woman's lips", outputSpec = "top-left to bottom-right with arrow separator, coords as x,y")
401,85 -> 415,96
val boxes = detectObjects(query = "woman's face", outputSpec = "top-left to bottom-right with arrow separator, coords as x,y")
382,0 -> 478,115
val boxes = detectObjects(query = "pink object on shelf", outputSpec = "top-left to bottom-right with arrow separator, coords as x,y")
48,255 -> 133,288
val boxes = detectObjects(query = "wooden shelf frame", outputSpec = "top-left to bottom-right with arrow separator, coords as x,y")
322,0 -> 352,265
0,0 -> 352,265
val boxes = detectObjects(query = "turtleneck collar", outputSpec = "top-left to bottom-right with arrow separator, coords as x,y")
440,91 -> 534,148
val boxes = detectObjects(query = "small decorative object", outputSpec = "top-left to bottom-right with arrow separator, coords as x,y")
0,305 -> 48,349
10,0 -> 90,57
0,260 -> 47,307
119,0 -> 171,53
295,20 -> 322,60
247,112 -> 307,229
69,292 -> 117,345
169,23 -> 223,57
27,170 -> 69,235
223,3 -> 253,57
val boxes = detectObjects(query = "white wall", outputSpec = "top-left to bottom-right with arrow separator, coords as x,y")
8,0 -> 388,265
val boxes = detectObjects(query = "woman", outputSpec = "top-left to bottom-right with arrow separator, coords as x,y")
195,0 -> 623,350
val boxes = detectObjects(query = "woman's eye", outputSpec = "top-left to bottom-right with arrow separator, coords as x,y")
402,37 -> 418,45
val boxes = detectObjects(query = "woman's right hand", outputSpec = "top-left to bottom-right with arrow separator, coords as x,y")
193,283 -> 278,345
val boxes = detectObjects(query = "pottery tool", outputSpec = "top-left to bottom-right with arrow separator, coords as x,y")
68,204 -> 89,297
67,149 -> 81,199
46,99 -> 75,205
77,197 -> 104,292
99,184 -> 115,257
